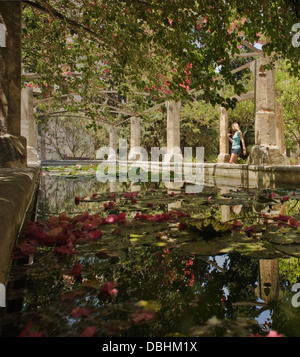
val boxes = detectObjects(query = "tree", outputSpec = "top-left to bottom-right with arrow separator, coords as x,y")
22,0 -> 300,117
19,1 -> 299,162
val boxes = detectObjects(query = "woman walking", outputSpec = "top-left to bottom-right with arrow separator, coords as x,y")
227,123 -> 246,164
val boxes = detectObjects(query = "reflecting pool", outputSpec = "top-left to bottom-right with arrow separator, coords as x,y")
1,165 -> 300,337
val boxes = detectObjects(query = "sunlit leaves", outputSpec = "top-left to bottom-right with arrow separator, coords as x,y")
22,0 -> 300,116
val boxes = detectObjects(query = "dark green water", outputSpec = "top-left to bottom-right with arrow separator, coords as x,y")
1,166 -> 300,337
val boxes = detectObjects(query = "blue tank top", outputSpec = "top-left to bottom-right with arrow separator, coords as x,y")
232,131 -> 241,149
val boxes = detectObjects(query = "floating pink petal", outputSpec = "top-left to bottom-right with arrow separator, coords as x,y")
79,326 -> 97,337
71,306 -> 91,318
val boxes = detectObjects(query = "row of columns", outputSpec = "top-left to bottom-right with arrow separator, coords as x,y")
109,100 -> 181,162
0,1 -> 289,168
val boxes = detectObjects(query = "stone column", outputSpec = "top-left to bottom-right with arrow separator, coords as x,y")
217,107 -> 230,163
0,1 -> 27,167
166,100 -> 181,152
248,57 -> 286,165
165,101 -> 182,184
130,116 -> 141,160
275,99 -> 286,156
21,87 -> 39,163
255,259 -> 283,303
109,126 -> 118,160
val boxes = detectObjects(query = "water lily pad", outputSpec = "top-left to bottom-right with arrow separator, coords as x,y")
186,216 -> 232,238
231,240 -> 280,259
136,300 -> 162,312
181,239 -> 233,256
269,233 -> 300,245
272,244 -> 300,257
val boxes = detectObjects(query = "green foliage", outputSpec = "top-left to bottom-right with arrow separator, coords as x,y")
20,1 -> 300,161
22,0 -> 299,111
275,60 -> 300,151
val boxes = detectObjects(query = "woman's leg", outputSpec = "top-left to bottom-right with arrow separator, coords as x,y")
229,153 -> 238,164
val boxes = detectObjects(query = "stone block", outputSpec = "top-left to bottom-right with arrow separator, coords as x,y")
0,166 -> 40,284
255,112 -> 277,146
217,153 -> 230,163
0,134 -> 27,167
248,145 -> 287,166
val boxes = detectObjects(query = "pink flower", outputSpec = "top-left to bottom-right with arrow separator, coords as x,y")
107,214 -> 117,223
98,282 -> 119,300
26,83 -> 32,88
243,225 -> 256,235
131,308 -> 156,323
250,330 -> 284,337
19,322 -> 43,337
54,242 -> 76,255
82,223 -> 93,231
104,201 -> 115,210
116,212 -> 126,223
266,330 -> 284,337
89,230 -> 102,240
66,261 -> 82,277
178,222 -> 187,230
71,306 -> 91,318
79,326 -> 97,337
167,17 -> 173,26
134,212 -> 153,221
232,220 -> 243,230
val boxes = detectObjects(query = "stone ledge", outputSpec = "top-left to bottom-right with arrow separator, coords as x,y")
0,164 -> 40,285
204,163 -> 300,187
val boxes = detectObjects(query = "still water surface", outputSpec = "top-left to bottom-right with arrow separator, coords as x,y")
1,166 -> 300,337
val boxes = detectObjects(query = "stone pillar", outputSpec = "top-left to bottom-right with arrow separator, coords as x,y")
109,126 -> 118,160
164,101 -> 182,185
0,1 -> 27,167
130,116 -> 141,160
275,99 -> 286,155
217,107 -> 230,163
220,188 -> 231,222
255,259 -> 283,303
166,101 -> 181,151
21,87 -> 39,163
248,57 -> 286,165
38,124 -> 47,161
